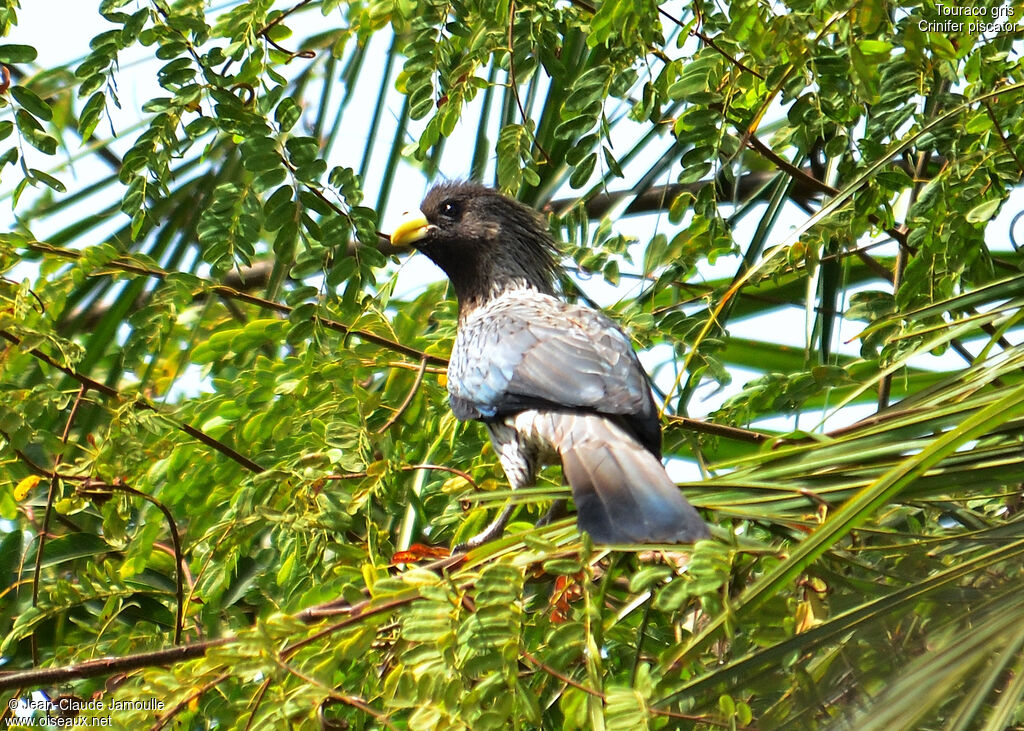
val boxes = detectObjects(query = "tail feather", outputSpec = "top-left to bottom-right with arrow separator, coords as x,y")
528,412 -> 709,544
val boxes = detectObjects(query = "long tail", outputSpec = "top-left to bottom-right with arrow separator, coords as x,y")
525,411 -> 710,544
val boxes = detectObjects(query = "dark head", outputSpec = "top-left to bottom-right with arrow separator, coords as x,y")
389,182 -> 560,310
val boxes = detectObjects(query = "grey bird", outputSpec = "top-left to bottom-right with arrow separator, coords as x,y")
390,182 -> 709,547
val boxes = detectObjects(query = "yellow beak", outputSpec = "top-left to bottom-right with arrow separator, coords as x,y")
389,209 -> 431,249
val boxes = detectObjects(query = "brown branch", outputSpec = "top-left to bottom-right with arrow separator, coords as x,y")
11,448 -> 63,480
296,554 -> 466,622
256,0 -> 315,38
23,239 -> 447,367
12,441 -> 190,647
1,552 -> 505,693
547,154 -> 945,223
291,594 -> 421,647
689,28 -> 763,80
507,0 -> 551,163
64,261 -> 276,332
740,125 -> 911,249
377,356 -> 429,433
567,0 -> 761,81
0,329 -> 266,473
272,655 -> 396,729
854,248 -> 897,282
878,243 -> 907,410
379,360 -> 447,376
743,133 -> 837,198
520,649 -> 603,697
667,415 -> 769,444
150,672 -> 230,731
0,639 -> 229,691
76,480 -> 186,645
0,274 -> 46,313
550,172 -> 823,221
243,677 -> 273,731
664,2 -> 763,80
31,386 -> 87,664
846,247 -> 1000,374
262,34 -> 316,61
520,649 -> 720,724
325,463 -> 482,493
983,100 -> 1024,175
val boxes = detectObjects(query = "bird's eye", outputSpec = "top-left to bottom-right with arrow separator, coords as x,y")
439,199 -> 461,221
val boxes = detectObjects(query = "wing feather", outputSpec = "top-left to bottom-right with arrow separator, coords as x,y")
448,292 -> 661,454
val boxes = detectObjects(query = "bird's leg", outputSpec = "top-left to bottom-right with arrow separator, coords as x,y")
536,499 -> 567,526
455,497 -> 565,551
451,421 -> 539,552
454,502 -> 517,551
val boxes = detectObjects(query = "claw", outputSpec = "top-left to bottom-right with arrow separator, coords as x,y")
536,499 -> 567,527
452,503 -> 517,551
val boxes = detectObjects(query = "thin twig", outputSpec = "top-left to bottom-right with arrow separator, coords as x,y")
22,240 -> 447,366
272,655 -> 396,729
379,359 -> 447,375
566,0 -> 763,80
243,677 -> 273,731
521,648 -> 721,723
13,445 -> 190,646
76,480 -> 186,645
507,0 -> 550,163
296,554 -> 465,621
377,356 -> 429,433
983,100 -> 1024,175
662,3 -> 764,80
520,649 -> 602,697
740,120 -> 911,249
150,672 -> 230,731
262,34 -> 316,61
878,242 -> 907,410
0,275 -> 46,312
325,463 -> 481,493
256,0 -> 315,38
0,328 -> 265,473
291,595 -> 420,648
31,386 -> 87,665
258,0 -> 317,64
666,415 -> 768,444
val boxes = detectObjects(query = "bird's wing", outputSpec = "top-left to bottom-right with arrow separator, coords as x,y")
448,293 -> 660,452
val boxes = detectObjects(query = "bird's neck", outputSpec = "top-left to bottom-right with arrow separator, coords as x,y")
427,245 -> 557,316
455,276 -> 556,318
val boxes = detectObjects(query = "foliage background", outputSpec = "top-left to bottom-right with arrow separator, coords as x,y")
2,0 -> 1024,728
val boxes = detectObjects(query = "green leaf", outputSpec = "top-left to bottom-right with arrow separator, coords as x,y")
29,168 -> 65,192
569,152 -> 596,188
15,110 -> 57,155
965,198 -> 1000,223
11,85 -> 52,121
275,96 -> 300,132
78,91 -> 106,142
0,44 -> 37,63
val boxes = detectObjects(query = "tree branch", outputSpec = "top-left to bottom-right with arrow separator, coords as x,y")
31,386 -> 87,665
21,239 -> 447,367
0,639 -> 229,691
0,329 -> 266,473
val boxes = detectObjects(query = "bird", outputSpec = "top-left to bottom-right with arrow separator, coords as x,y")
389,181 -> 710,547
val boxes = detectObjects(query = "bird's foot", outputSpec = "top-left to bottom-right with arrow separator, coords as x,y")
452,503 -> 516,552
535,499 -> 567,527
